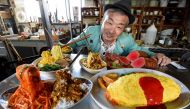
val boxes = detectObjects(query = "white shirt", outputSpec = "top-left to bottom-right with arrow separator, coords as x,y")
99,36 -> 116,57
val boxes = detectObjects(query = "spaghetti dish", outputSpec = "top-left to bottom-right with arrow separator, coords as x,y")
8,64 -> 53,109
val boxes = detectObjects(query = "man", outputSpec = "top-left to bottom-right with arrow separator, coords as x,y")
69,0 -> 171,66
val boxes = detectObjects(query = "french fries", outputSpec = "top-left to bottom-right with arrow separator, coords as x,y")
102,76 -> 114,85
97,72 -> 119,90
105,73 -> 119,80
97,77 -> 107,89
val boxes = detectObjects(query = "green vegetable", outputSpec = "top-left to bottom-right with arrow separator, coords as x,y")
120,72 -> 134,76
39,64 -> 62,71
112,62 -> 122,68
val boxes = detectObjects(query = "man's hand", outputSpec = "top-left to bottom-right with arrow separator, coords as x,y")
152,53 -> 171,66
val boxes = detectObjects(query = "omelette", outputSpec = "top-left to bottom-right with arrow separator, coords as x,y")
105,73 -> 181,107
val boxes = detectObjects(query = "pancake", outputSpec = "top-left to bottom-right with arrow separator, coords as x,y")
105,73 -> 181,107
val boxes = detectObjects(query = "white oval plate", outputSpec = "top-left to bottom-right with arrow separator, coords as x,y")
90,68 -> 190,109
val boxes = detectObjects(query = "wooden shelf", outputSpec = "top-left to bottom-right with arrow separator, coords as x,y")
130,0 -> 189,40
0,4 -> 10,10
133,14 -> 141,17
82,16 -> 99,18
143,15 -> 163,17
141,24 -> 161,26
81,7 -> 99,9
163,24 -> 184,27
51,22 -> 80,25
18,22 -> 43,25
18,22 -> 30,24
131,6 -> 142,9
81,6 -> 102,29
142,7 -> 186,10
0,4 -> 9,7
163,7 -> 186,9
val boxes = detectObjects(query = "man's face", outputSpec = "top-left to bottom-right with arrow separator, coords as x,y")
101,11 -> 129,44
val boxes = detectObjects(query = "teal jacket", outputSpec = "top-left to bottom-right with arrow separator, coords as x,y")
69,25 -> 155,56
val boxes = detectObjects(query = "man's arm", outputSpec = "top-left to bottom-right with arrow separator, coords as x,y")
67,27 -> 92,49
152,53 -> 171,66
124,34 -> 171,66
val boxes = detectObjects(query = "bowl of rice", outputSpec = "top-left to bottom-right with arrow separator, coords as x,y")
51,69 -> 93,108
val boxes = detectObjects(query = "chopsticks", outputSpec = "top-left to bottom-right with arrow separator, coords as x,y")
61,34 -> 91,47
45,26 -> 91,48
68,46 -> 85,67
81,29 -> 91,51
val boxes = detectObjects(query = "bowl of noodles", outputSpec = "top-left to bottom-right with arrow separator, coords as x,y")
79,52 -> 107,74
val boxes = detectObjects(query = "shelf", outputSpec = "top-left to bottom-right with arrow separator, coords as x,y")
163,7 -> 186,9
51,22 -> 80,25
141,24 -> 161,27
0,4 -> 9,7
81,6 -> 102,30
163,24 -> 184,27
131,6 -> 143,9
133,14 -> 141,17
81,7 -> 99,9
18,22 -> 43,25
18,22 -> 30,24
82,16 -> 99,18
0,4 -> 10,10
130,0 -> 189,40
129,24 -> 139,26
143,15 -> 163,17
143,7 -> 186,9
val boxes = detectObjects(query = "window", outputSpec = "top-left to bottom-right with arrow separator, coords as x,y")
23,0 -> 83,22
47,0 -> 82,22
24,0 -> 41,22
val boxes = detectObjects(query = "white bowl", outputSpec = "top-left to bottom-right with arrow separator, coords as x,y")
79,58 -> 107,74
32,57 -> 58,80
32,56 -> 72,80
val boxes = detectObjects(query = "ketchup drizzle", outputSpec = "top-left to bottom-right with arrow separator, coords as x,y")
139,77 -> 164,106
